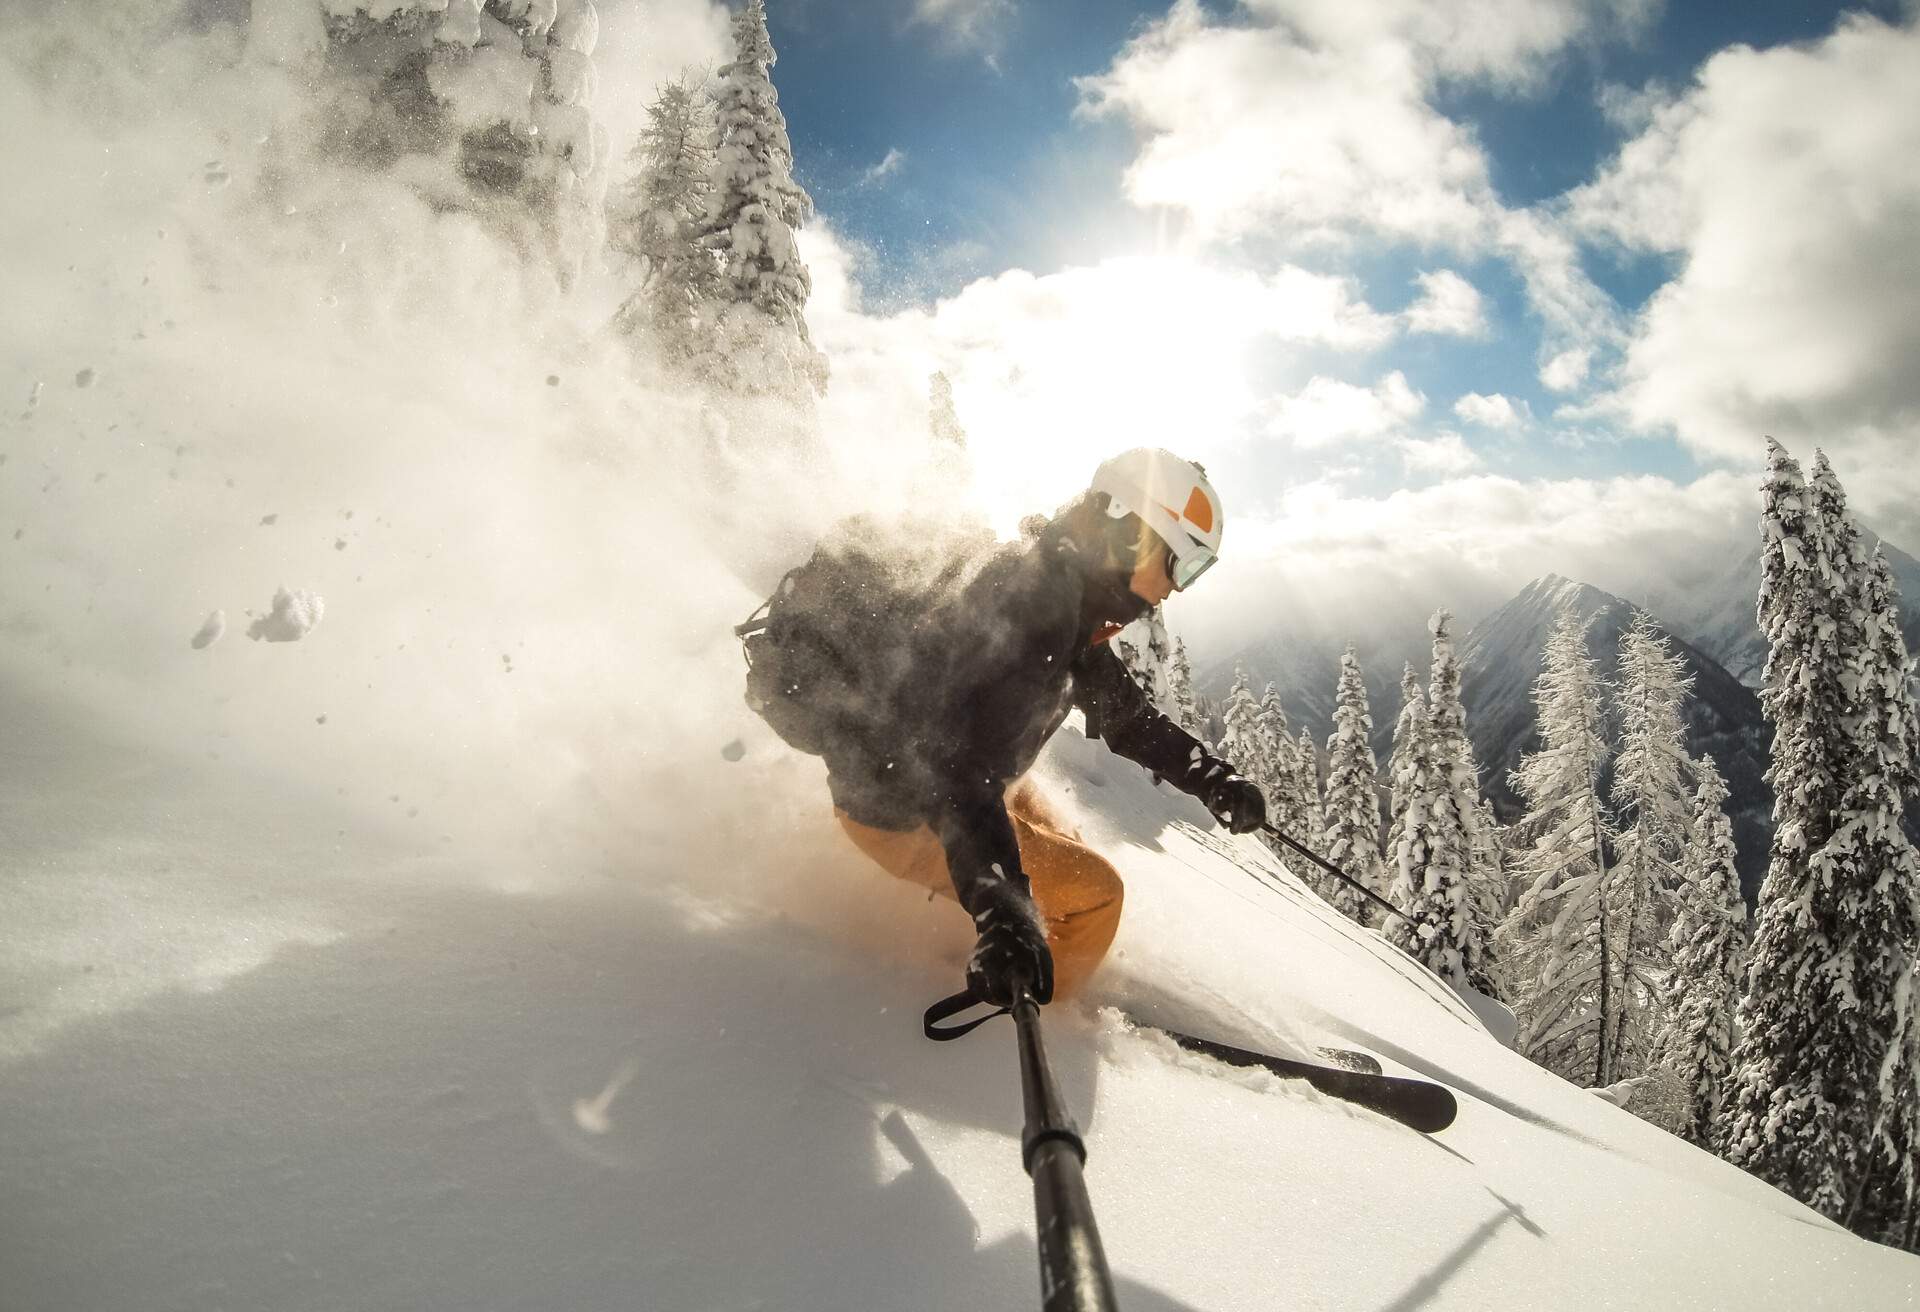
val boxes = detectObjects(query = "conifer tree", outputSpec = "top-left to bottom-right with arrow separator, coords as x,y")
1385,675 -> 1485,991
1864,546 -> 1920,805
1425,608 -> 1501,996
1854,541 -> 1920,1247
1321,646 -> 1387,924
1723,443 -> 1920,1231
1167,638 -> 1202,738
1651,758 -> 1747,1148
612,73 -> 718,367
1498,606 -> 1619,1085
1117,606 -> 1173,712
1384,663 -> 1424,862
1254,686 -> 1312,863
1218,666 -> 1263,776
1876,958 -> 1920,1249
928,371 -> 966,452
705,0 -> 826,396
1294,726 -> 1326,852
1604,611 -> 1694,1080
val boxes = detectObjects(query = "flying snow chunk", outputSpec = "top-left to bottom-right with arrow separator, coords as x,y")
247,588 -> 324,643
190,610 -> 225,650
74,367 -> 97,389
720,739 -> 745,762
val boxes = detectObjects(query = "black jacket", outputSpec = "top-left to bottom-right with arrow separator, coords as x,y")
825,523 -> 1231,918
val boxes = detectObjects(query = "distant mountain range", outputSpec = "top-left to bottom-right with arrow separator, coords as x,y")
1203,520 -> 1920,903
1629,531 -> 1920,688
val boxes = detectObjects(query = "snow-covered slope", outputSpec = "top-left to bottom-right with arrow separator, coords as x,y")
3,10 -> 1916,1307
5,672 -> 1915,1312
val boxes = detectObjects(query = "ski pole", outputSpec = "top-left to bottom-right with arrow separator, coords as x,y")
922,983 -> 1119,1311
1010,980 -> 1119,1312
1258,822 -> 1409,921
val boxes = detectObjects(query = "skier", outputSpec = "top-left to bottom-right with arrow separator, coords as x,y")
824,449 -> 1268,1009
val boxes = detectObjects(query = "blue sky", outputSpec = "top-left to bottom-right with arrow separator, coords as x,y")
685,1 -> 1920,643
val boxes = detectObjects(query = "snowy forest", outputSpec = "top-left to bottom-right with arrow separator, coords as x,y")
1123,443 -> 1920,1252
5,1 -> 1919,1303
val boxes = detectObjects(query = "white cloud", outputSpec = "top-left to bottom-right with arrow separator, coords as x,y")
909,0 -> 1015,57
1179,468 -> 1757,656
1403,269 -> 1488,337
1541,348 -> 1590,391
1399,432 -> 1483,475
1076,2 -> 1495,249
859,147 -> 906,187
1453,392 -> 1529,428
1568,14 -> 1920,541
1265,373 -> 1426,449
1595,78 -> 1671,134
801,232 -> 1401,527
1076,1 -> 1628,366
1239,0 -> 1659,89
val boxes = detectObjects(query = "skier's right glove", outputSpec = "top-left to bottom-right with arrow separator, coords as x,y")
1202,772 -> 1268,834
966,877 -> 1054,1007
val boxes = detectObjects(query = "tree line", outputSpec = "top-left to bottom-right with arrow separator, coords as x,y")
1122,441 -> 1919,1252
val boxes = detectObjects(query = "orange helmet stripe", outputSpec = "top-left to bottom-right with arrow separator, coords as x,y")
1183,487 -> 1215,534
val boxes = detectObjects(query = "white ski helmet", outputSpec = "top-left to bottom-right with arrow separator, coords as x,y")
1090,448 -> 1222,591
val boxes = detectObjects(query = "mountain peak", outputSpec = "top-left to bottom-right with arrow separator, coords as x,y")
1514,573 -> 1619,615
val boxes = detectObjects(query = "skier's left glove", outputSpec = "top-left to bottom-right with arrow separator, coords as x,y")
1202,772 -> 1267,834
966,877 -> 1054,1006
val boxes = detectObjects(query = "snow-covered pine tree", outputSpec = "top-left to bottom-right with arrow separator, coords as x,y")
928,371 -> 965,451
318,0 -> 609,277
1877,957 -> 1920,1249
1650,757 -> 1747,1148
1471,798 -> 1508,918
1497,605 -> 1619,1085
1167,638 -> 1201,738
1294,726 -> 1326,853
1822,465 -> 1920,1244
1606,611 -> 1694,1083
705,0 -> 826,397
1855,541 -> 1920,1248
1385,663 -> 1423,831
1381,662 -> 1427,918
1252,685 -> 1313,877
1321,646 -> 1387,925
1425,608 -> 1501,997
1864,545 -> 1920,806
1115,606 -> 1173,713
1385,672 -> 1485,991
1722,443 -> 1920,1230
1217,666 -> 1263,784
611,73 -> 718,368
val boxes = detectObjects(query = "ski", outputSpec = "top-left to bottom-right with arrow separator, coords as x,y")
1316,1046 -> 1383,1075
1149,1026 -> 1458,1133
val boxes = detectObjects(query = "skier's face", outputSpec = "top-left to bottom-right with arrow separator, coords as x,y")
1128,534 -> 1176,606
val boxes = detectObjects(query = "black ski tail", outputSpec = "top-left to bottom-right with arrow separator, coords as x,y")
1149,1027 -> 1458,1133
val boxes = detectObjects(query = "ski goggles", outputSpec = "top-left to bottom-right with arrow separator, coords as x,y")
1168,541 -> 1218,591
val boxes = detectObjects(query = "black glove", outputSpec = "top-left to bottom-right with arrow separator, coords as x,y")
965,877 -> 1054,1006
1203,772 -> 1267,834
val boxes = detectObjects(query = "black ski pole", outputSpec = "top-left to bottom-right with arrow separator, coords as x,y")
1259,822 -> 1409,921
921,983 -> 1119,1311
1010,981 -> 1119,1312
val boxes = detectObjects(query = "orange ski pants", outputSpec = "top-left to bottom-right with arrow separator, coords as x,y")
835,781 -> 1124,999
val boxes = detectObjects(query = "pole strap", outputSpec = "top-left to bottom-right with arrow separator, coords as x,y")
923,987 -> 1009,1041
